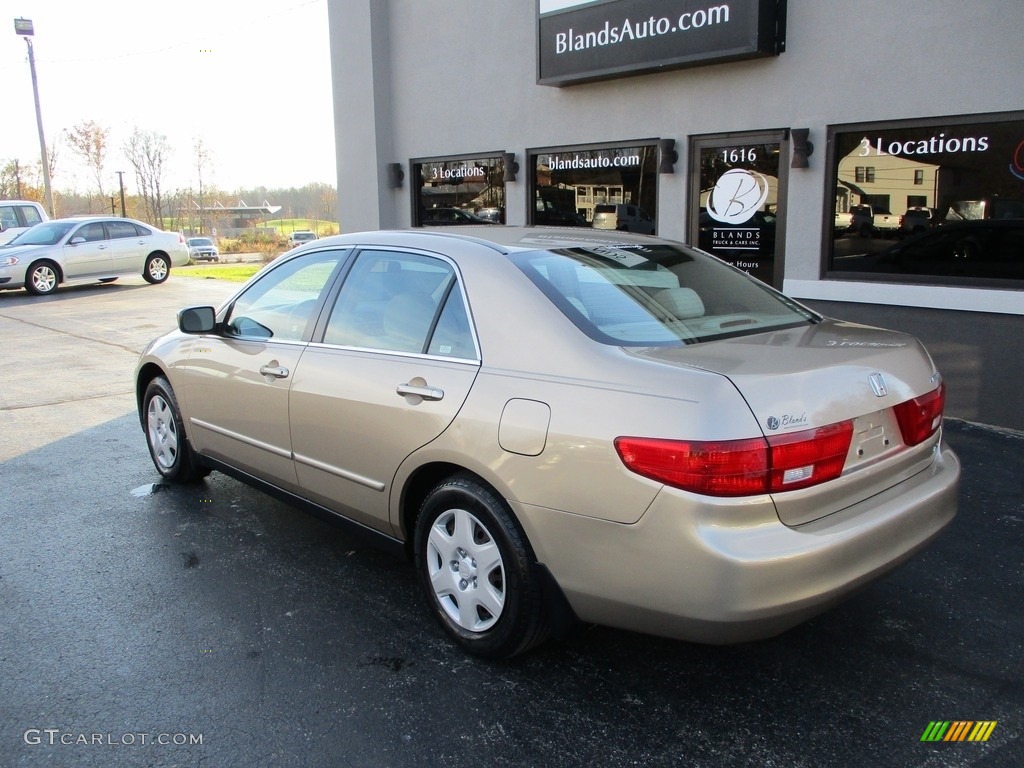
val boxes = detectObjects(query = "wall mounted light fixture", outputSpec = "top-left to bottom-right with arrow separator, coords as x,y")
503,152 -> 520,183
387,162 -> 405,189
658,138 -> 678,174
790,129 -> 814,168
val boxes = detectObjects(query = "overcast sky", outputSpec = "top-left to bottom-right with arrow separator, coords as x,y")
2,0 -> 336,195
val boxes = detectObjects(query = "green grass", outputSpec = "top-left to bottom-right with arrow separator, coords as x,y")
176,264 -> 263,282
266,218 -> 338,237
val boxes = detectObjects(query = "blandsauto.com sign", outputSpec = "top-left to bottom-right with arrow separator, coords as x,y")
537,0 -> 787,86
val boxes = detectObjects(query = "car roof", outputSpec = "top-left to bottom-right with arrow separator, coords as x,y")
316,226 -> 667,254
57,216 -> 147,225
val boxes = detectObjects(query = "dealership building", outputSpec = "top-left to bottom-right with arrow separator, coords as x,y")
327,0 -> 1024,431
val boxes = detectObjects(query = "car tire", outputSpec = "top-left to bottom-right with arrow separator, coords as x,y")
25,261 -> 59,296
143,376 -> 208,483
143,254 -> 170,284
414,474 -> 548,659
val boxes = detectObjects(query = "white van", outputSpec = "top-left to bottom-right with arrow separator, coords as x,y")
0,200 -> 48,245
591,203 -> 655,234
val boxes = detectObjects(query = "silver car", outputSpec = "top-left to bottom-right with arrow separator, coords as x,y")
136,227 -> 959,658
0,217 -> 189,295
186,237 -> 220,262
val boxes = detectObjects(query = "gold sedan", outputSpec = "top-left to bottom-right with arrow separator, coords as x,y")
136,228 -> 959,658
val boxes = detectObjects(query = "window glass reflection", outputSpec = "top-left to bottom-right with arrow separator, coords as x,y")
413,157 -> 506,226
829,115 -> 1024,285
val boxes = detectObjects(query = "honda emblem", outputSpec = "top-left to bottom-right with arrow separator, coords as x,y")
868,372 -> 888,398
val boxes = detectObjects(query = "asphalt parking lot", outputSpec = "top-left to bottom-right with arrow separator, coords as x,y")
1,275 -> 1022,767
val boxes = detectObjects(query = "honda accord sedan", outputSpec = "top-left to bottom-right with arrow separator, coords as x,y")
135,227 -> 960,658
0,216 -> 189,295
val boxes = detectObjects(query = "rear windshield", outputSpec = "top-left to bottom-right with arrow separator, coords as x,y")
594,205 -> 616,214
510,242 -> 818,345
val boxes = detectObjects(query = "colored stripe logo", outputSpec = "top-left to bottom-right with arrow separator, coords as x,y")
921,721 -> 997,742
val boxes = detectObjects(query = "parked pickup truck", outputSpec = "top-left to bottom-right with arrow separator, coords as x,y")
899,207 -> 936,236
850,204 -> 900,237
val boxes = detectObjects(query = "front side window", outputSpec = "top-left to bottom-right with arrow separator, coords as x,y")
225,251 -> 343,341
323,250 -> 475,357
0,206 -> 18,229
511,242 -> 816,346
75,223 -> 107,242
828,112 -> 1024,286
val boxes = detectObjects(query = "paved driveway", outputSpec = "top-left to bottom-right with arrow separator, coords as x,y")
1,276 -> 1021,767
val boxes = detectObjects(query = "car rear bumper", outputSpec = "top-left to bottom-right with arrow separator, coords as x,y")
514,442 -> 960,644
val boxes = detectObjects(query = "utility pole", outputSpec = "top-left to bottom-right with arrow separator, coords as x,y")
116,171 -> 126,217
14,18 -> 54,217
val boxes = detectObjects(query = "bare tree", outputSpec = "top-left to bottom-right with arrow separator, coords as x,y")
124,128 -> 171,225
317,182 -> 338,233
194,138 -> 211,234
65,121 -> 110,200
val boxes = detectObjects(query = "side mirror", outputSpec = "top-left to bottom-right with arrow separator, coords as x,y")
69,236 -> 86,245
178,306 -> 217,334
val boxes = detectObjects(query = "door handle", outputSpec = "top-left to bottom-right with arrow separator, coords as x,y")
259,364 -> 290,379
396,382 -> 444,401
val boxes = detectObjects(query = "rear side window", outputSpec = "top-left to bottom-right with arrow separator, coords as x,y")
107,221 -> 142,239
323,250 -> 476,358
511,243 -> 817,345
22,206 -> 43,226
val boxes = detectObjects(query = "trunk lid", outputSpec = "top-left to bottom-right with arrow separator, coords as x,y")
627,319 -> 944,525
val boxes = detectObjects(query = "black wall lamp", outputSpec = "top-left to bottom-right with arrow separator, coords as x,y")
387,162 -> 405,189
790,129 -> 814,168
658,138 -> 678,174
503,152 -> 520,183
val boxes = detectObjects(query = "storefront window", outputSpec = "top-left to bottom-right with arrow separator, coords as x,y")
828,113 -> 1024,286
530,143 -> 658,231
690,133 -> 786,288
412,155 -> 507,226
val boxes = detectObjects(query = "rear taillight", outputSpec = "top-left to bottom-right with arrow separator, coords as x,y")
614,436 -> 768,497
893,383 -> 945,446
766,422 -> 853,492
615,420 -> 854,498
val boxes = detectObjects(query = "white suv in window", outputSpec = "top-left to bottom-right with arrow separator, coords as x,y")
0,200 -> 48,245
591,203 -> 655,234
